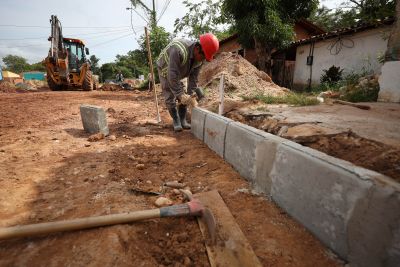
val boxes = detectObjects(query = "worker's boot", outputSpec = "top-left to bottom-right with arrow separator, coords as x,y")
168,107 -> 183,132
178,105 -> 191,129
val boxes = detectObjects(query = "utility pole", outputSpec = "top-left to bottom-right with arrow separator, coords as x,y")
130,0 -> 157,28
151,0 -> 156,28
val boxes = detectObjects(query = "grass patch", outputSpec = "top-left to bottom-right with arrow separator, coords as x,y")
242,93 -> 319,106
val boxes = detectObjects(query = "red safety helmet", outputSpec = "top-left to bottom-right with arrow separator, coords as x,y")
199,33 -> 219,62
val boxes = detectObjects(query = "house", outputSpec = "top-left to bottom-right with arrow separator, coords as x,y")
291,18 -> 394,90
1,71 -> 23,84
218,19 -> 325,88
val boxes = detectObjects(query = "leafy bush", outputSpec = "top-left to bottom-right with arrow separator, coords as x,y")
320,65 -> 343,85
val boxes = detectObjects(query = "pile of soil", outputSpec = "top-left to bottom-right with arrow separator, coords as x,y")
302,132 -> 400,182
0,81 -> 17,93
99,83 -> 124,91
25,80 -> 48,89
198,53 -> 289,103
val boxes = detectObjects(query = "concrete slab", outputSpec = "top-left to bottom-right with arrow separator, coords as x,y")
203,113 -> 233,157
80,104 -> 109,135
378,61 -> 400,103
347,173 -> 400,267
224,122 -> 285,195
270,143 -> 373,259
191,107 -> 213,141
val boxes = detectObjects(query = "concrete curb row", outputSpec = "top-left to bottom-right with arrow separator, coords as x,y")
191,107 -> 400,267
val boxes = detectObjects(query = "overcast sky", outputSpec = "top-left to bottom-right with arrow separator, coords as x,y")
0,0 -> 343,65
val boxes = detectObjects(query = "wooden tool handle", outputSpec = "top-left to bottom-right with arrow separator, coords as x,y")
333,100 -> 371,110
0,209 -> 160,240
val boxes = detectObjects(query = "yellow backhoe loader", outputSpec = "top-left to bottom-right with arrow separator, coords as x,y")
44,15 -> 96,91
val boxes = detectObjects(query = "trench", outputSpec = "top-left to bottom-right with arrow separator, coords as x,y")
225,110 -> 400,183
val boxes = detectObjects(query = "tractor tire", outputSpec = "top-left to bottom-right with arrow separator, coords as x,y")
93,80 -> 98,90
47,73 -> 64,91
82,70 -> 93,91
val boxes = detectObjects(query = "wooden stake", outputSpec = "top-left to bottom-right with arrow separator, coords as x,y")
218,74 -> 225,115
144,27 -> 161,123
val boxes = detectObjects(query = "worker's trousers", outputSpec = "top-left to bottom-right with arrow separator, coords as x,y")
158,68 -> 184,109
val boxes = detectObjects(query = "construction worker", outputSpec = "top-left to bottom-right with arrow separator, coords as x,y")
157,33 -> 219,132
115,72 -> 124,83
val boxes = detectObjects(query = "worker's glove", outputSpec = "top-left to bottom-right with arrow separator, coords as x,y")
177,94 -> 198,108
177,94 -> 192,106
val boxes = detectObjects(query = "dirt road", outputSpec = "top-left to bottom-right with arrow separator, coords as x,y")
0,91 -> 342,266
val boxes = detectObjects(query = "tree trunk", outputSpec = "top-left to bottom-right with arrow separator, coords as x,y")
385,0 -> 400,61
254,38 -> 272,76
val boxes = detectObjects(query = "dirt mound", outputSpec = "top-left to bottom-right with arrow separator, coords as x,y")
0,81 -> 17,93
25,80 -> 48,89
100,83 -> 123,91
198,53 -> 289,102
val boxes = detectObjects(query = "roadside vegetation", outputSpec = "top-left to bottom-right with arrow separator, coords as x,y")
242,93 -> 320,106
313,65 -> 380,102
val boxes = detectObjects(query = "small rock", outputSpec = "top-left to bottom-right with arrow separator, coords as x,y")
108,135 -> 117,141
136,164 -> 145,170
84,143 -> 91,147
237,188 -> 250,194
166,232 -> 170,237
155,197 -> 173,207
107,107 -> 116,114
177,172 -> 185,178
88,133 -> 105,142
146,180 -> 152,184
128,155 -> 136,161
162,151 -> 168,156
172,189 -> 181,195
183,256 -> 191,266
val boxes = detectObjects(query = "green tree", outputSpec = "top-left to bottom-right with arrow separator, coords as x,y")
89,55 -> 101,75
349,0 -> 396,22
29,61 -> 46,72
309,1 -> 395,31
2,55 -> 31,73
223,0 -> 318,74
100,63 -> 118,81
115,49 -> 148,78
174,0 -> 232,39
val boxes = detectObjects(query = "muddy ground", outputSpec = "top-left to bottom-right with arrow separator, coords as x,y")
0,90 -> 342,266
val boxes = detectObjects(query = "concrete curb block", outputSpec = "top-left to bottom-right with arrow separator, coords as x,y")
203,112 -> 233,157
190,107 -> 400,267
80,104 -> 109,136
224,121 -> 285,195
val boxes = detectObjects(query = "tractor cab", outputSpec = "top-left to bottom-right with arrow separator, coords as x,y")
63,38 -> 89,71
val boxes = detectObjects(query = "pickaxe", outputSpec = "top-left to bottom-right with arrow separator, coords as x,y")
0,191 -> 216,244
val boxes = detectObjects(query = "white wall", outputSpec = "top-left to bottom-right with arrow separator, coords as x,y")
293,26 -> 391,89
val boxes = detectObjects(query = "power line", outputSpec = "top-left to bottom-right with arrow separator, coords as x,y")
0,24 -> 131,29
157,0 -> 171,22
91,32 -> 134,47
130,2 -> 137,34
133,8 -> 150,23
0,28 -> 137,41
